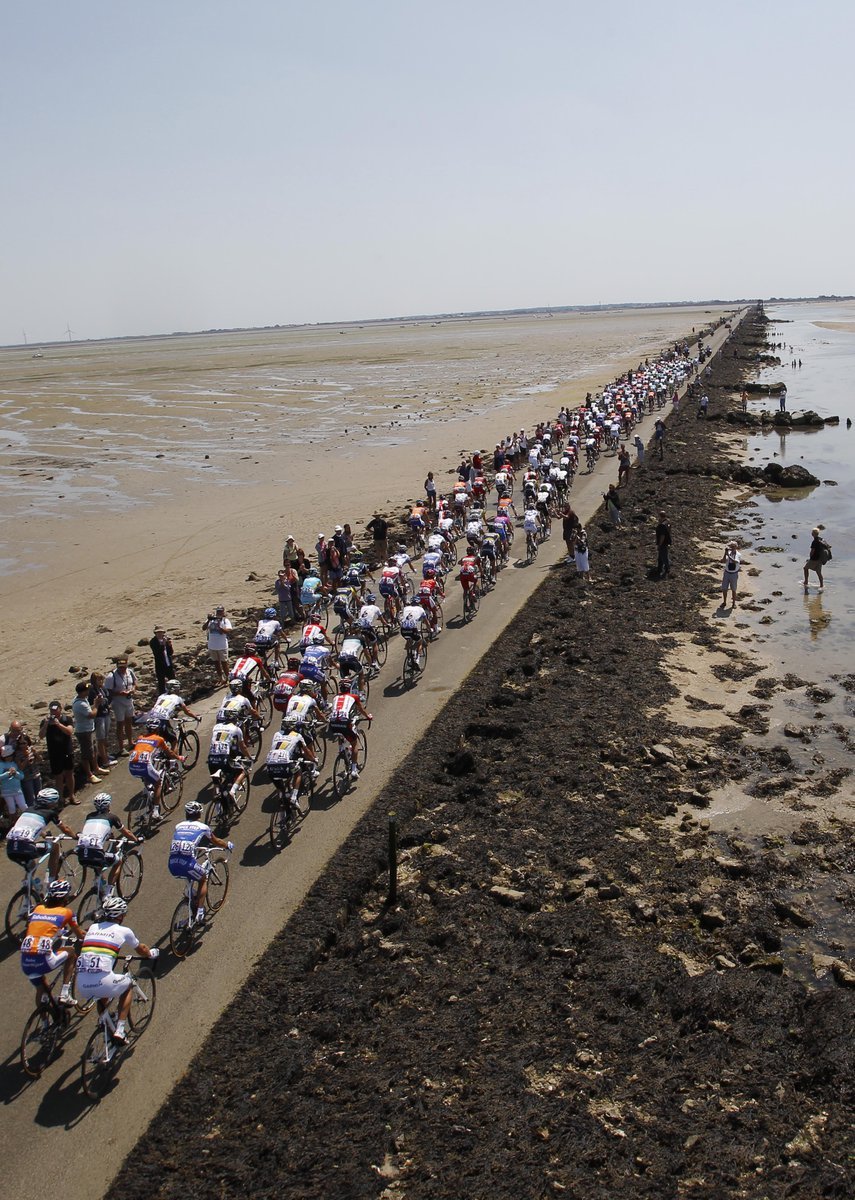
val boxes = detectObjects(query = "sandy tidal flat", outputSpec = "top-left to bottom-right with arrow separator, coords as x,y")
0,305 -> 729,719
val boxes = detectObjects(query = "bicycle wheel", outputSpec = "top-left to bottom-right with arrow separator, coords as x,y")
57,850 -> 85,899
355,729 -> 369,770
258,690 -> 273,730
5,888 -> 30,944
312,730 -> 328,772
77,888 -> 102,927
231,776 -> 249,816
81,1025 -> 119,1100
374,634 -> 388,668
169,899 -> 194,959
127,962 -> 157,1038
204,796 -> 228,834
21,1007 -> 61,1078
117,850 -> 144,902
431,607 -> 444,639
246,723 -> 263,764
332,751 -> 352,800
205,856 -> 230,913
179,729 -> 200,771
160,768 -> 184,815
402,643 -> 416,683
268,804 -> 294,850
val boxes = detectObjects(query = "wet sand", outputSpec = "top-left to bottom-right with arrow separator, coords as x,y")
0,305 -> 727,720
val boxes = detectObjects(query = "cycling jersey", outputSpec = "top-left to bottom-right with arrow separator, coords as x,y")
283,695 -> 319,727
427,533 -> 445,552
357,603 -> 382,629
168,820 -> 213,880
438,517 -> 455,535
523,511 -> 540,533
129,734 -> 169,780
21,904 -> 75,980
422,551 -> 443,578
400,605 -> 426,636
216,694 -> 253,724
339,636 -> 364,669
254,619 -> 281,646
328,694 -> 358,729
393,552 -> 411,570
481,535 -> 498,558
273,671 -> 302,711
230,655 -> 262,682
77,920 -> 139,976
379,566 -> 402,597
151,694 -> 183,722
300,622 -> 326,647
266,730 -> 308,775
6,807 -> 52,864
207,722 -> 243,762
77,811 -> 123,866
465,520 -> 483,541
300,576 -> 323,606
299,645 -> 332,683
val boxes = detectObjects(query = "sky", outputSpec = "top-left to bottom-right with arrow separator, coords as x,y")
2,0 -> 854,346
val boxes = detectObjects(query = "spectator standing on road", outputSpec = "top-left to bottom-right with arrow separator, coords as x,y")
149,627 -> 175,696
72,681 -> 107,785
203,605 -> 233,687
39,700 -> 77,804
617,447 -> 631,486
105,657 -> 138,756
655,512 -> 672,578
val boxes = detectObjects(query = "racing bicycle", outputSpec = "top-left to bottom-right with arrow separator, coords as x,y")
79,955 -> 157,1100
169,847 -> 231,959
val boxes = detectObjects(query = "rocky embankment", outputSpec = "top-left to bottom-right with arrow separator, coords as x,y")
110,309 -> 853,1200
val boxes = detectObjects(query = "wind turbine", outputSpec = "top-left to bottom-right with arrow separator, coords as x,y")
65,323 -> 74,342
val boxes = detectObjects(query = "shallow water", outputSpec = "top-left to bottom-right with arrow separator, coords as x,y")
708,300 -> 855,831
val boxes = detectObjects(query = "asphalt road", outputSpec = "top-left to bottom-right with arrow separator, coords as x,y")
0,316 -> 739,1200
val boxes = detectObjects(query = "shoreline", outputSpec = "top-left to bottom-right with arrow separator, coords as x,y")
108,311 -> 854,1198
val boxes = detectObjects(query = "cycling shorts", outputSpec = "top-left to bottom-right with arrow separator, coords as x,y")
77,845 -> 109,870
168,855 -> 210,883
76,970 -> 133,1002
338,654 -> 362,677
6,842 -> 42,867
21,948 -> 69,982
299,662 -> 326,684
328,718 -> 355,736
378,580 -> 398,597
130,761 -> 162,783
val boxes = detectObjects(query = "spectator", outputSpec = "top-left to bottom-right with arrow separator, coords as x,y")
604,484 -> 623,528
282,535 -> 299,570
803,527 -> 831,592
655,512 -> 672,579
574,529 -> 590,582
562,505 -> 580,563
617,447 -> 631,486
105,657 -> 138,756
0,746 -> 27,820
275,568 -> 296,625
149,626 -> 175,696
633,435 -> 645,464
203,604 -> 233,686
39,700 -> 77,804
720,540 -> 741,607
315,533 -> 329,587
72,680 -> 106,784
654,419 -> 666,458
5,720 -> 42,806
366,514 -> 389,563
88,671 -> 116,772
425,471 -> 437,511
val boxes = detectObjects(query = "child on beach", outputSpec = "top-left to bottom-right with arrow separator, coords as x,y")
720,541 -> 741,607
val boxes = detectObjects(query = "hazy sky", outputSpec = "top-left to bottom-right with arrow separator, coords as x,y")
3,0 -> 853,345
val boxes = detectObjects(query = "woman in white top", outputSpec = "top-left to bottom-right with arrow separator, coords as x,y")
720,541 -> 741,607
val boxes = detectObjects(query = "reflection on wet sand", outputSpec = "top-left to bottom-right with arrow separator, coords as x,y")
804,591 -> 831,639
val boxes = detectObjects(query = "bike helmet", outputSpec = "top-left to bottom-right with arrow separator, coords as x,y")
339,677 -> 357,694
286,656 -> 300,670
229,679 -> 243,695
244,641 -> 258,654
47,878 -> 72,901
298,679 -> 316,694
164,679 -> 180,694
101,895 -> 128,921
309,629 -> 325,645
422,567 -> 437,580
364,592 -> 376,604
264,607 -> 277,619
36,787 -> 61,810
145,717 -> 161,732
184,800 -> 204,819
93,792 -> 112,813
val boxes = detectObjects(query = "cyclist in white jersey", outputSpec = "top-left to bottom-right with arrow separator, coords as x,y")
76,895 -> 159,1044
150,680 -> 199,747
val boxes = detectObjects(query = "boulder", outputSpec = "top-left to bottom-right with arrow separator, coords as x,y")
789,410 -> 825,427
777,464 -> 820,488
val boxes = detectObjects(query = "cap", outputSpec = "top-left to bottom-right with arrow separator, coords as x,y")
334,525 -> 343,533
154,625 -> 165,633
285,534 -> 295,541
317,533 -> 325,539
49,701 -> 62,711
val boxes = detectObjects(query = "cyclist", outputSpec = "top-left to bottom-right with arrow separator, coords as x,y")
20,878 -> 85,1008
379,558 -> 406,620
216,677 -> 261,728
253,608 -> 283,665
299,620 -> 333,651
408,502 -> 427,545
299,566 -> 325,612
327,680 -> 372,779
229,643 -> 272,703
298,638 -> 336,707
536,482 -> 553,535
149,680 -> 200,748
416,583 -> 441,638
456,550 -> 482,599
480,528 -> 500,581
76,792 -> 141,890
523,505 -> 542,549
273,656 -> 304,714
265,726 -> 318,809
282,680 -> 325,736
75,894 -> 159,1044
400,600 -> 430,660
421,545 -> 444,581
337,631 -> 369,696
6,787 -> 76,883
206,719 -> 252,799
129,720 -> 185,822
356,592 -> 383,673
465,509 -> 485,550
